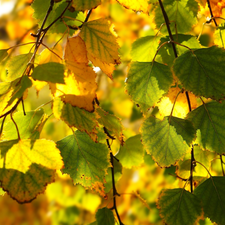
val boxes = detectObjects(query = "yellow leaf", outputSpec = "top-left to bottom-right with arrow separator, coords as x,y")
39,44 -> 63,64
64,36 -> 88,64
116,0 -> 150,13
50,63 -> 97,112
88,53 -> 115,79
80,18 -> 120,65
0,139 -> 63,173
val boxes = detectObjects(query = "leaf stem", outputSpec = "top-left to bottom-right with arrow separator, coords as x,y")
10,112 -> 20,140
220,155 -> 225,176
206,0 -> 218,26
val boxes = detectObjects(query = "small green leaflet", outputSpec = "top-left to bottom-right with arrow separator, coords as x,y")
141,116 -> 195,167
158,188 -> 203,225
131,36 -> 161,62
72,0 -> 101,10
96,207 -> 115,225
126,61 -> 173,109
3,109 -> 45,140
194,177 -> 225,225
32,62 -> 65,84
186,101 -> 225,154
0,49 -> 8,62
53,98 -> 98,141
6,53 -> 32,81
116,134 -> 144,168
173,46 -> 225,100
56,131 -> 110,191
154,0 -> 198,34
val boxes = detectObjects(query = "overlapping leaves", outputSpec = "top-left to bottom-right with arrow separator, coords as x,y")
141,116 -> 195,167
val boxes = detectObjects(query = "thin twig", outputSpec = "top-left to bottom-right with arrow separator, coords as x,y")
220,155 -> 225,176
206,0 -> 218,26
10,112 -> 20,140
21,99 -> 26,116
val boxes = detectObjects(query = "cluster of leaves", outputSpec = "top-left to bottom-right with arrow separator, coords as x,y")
1,0 -> 225,224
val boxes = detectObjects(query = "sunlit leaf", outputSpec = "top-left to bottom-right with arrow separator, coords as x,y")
176,145 -> 214,179
96,207 -> 115,225
141,116 -> 195,167
173,46 -> 225,100
80,18 -> 120,64
96,107 -> 123,142
131,36 -> 161,62
154,0 -> 198,34
126,62 -> 173,109
6,53 -> 32,81
214,23 -> 225,48
72,0 -> 101,10
0,76 -> 32,117
116,0 -> 150,13
56,131 -> 110,195
158,189 -> 203,225
53,98 -> 98,141
0,49 -> 8,62
50,63 -> 97,112
194,176 -> 225,225
0,139 -> 63,173
3,109 -> 45,140
116,134 -> 144,168
104,158 -> 122,193
186,101 -> 225,154
0,164 -> 56,203
64,36 -> 88,64
88,53 -> 115,79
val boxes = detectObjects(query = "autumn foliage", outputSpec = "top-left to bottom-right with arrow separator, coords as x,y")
1,0 -> 225,224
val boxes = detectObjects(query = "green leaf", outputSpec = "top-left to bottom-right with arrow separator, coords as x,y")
6,53 -> 32,81
80,18 -> 120,64
186,101 -> 225,154
72,0 -> 101,10
126,62 -> 173,109
56,131 -> 110,192
141,116 -> 195,167
173,46 -> 225,100
116,134 -> 144,168
32,0 -> 81,35
194,177 -> 225,225
154,0 -> 198,34
214,23 -> 225,48
96,107 -> 123,142
158,188 -> 203,225
131,36 -> 161,62
53,98 -> 98,141
8,76 -> 32,105
32,62 -> 65,84
96,207 -> 115,225
0,164 -> 56,203
3,109 -> 45,140
0,49 -> 8,62
105,158 -> 122,193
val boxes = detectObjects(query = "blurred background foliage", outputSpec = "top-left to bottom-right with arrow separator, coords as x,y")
0,0 -> 224,224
